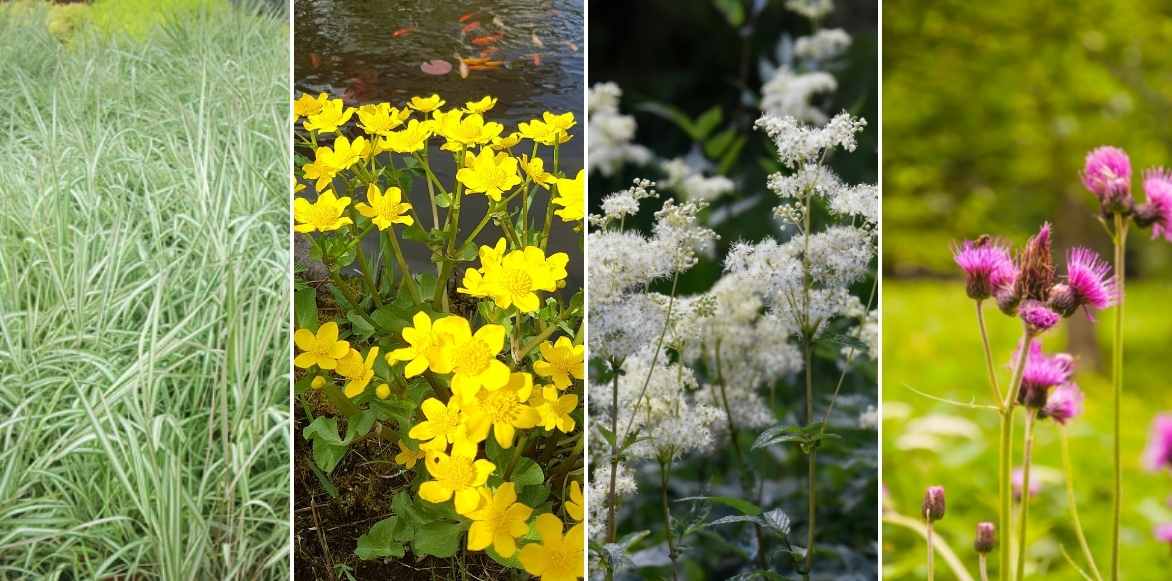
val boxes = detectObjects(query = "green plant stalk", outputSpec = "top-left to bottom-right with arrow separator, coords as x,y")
980,554 -> 990,581
419,150 -> 439,228
715,342 -> 769,570
1000,326 -> 1034,581
386,228 -> 420,303
350,222 -> 382,307
1061,428 -> 1104,581
659,455 -> 680,581
432,187 -> 464,307
606,368 -> 621,545
927,520 -> 936,581
1109,213 -> 1127,581
976,301 -> 1003,403
883,513 -> 977,581
803,339 -> 816,580
539,143 -> 560,251
1015,409 -> 1038,581
502,432 -> 531,481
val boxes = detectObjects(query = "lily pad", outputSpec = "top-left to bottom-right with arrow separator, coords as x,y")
420,59 -> 452,75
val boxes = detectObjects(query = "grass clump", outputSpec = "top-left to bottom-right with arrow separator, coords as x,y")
0,3 -> 290,579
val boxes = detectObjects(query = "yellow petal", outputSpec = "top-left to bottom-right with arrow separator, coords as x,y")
455,488 -> 481,515
418,481 -> 453,504
467,521 -> 493,551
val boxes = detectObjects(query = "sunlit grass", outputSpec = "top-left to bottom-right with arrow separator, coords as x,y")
882,280 -> 1172,580
0,3 -> 289,578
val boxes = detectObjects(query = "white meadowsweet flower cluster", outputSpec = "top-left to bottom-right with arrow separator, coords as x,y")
768,164 -> 878,226
756,112 -> 867,167
760,69 -> 838,124
588,83 -> 653,177
660,158 -> 737,202
785,0 -> 834,20
794,28 -> 852,62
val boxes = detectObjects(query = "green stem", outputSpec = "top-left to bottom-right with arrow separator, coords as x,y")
976,300 -> 1003,403
386,228 -> 420,303
418,150 -> 440,229
980,555 -> 989,581
606,369 -> 621,545
803,339 -> 815,580
659,456 -> 680,581
1061,428 -> 1104,581
539,144 -> 560,251
1015,409 -> 1038,581
1110,213 -> 1126,581
502,432 -> 531,481
883,513 -> 976,581
927,521 -> 936,581
1001,326 -> 1034,581
351,223 -> 381,307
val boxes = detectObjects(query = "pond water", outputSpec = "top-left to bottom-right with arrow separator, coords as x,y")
294,0 -> 584,290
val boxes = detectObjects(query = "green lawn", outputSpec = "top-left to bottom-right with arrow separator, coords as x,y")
883,280 -> 1172,580
0,3 -> 289,578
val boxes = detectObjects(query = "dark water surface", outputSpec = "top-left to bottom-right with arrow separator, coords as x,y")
294,0 -> 584,289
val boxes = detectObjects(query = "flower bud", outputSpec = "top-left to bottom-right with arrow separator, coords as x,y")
1015,223 -> 1054,302
1047,283 -> 1078,318
1134,202 -> 1162,228
974,522 -> 996,554
311,376 -> 326,389
1020,301 -> 1060,335
922,486 -> 946,523
996,287 -> 1021,316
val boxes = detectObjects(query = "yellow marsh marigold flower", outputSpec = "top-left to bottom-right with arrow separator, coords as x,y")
293,92 -> 329,120
419,448 -> 495,515
520,113 -> 575,146
375,383 -> 391,400
408,94 -> 446,113
408,397 -> 481,456
535,336 -> 585,389
302,136 -> 367,191
355,184 -> 414,230
433,315 -> 510,401
538,386 -> 577,433
356,102 -> 411,136
467,372 -> 540,448
394,439 -> 422,469
293,322 -> 350,370
552,170 -> 584,223
467,482 -> 533,557
464,95 -> 498,114
519,154 -> 555,189
492,131 -> 524,151
456,148 -> 522,201
380,119 -> 433,154
519,514 -> 584,581
336,346 -> 379,398
304,98 -> 355,133
436,111 -> 504,151
293,191 -> 353,233
459,241 -> 569,313
387,312 -> 455,377
565,481 -> 584,522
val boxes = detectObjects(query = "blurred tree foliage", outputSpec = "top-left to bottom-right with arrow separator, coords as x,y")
884,0 -> 1172,277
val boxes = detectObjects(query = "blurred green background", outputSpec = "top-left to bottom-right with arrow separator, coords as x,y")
883,0 -> 1172,578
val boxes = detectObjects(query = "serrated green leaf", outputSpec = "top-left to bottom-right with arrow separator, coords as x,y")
678,495 -> 762,516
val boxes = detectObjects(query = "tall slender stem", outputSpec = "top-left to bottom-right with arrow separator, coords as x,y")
976,301 -> 1002,403
979,555 -> 989,581
1061,428 -> 1104,581
386,229 -> 420,303
927,521 -> 936,581
606,369 -> 620,545
1110,213 -> 1126,581
716,343 -> 769,570
659,456 -> 680,581
1015,409 -> 1038,581
803,339 -> 816,580
1000,327 -> 1034,581
350,223 -> 382,307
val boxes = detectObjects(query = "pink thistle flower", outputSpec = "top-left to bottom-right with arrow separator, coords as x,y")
1142,413 -> 1172,472
922,485 -> 946,522
1052,247 -> 1116,316
953,236 -> 1016,300
1042,382 -> 1084,425
1012,467 -> 1040,501
1155,523 -> 1172,544
1139,168 -> 1172,241
1020,301 -> 1060,335
1082,146 -> 1133,211
1016,340 -> 1074,408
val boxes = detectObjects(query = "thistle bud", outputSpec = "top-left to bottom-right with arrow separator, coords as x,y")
1015,223 -> 1055,302
996,287 -> 1021,316
1134,202 -> 1162,228
922,486 -> 946,523
1047,283 -> 1078,317
974,522 -> 996,554
1020,301 -> 1060,335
